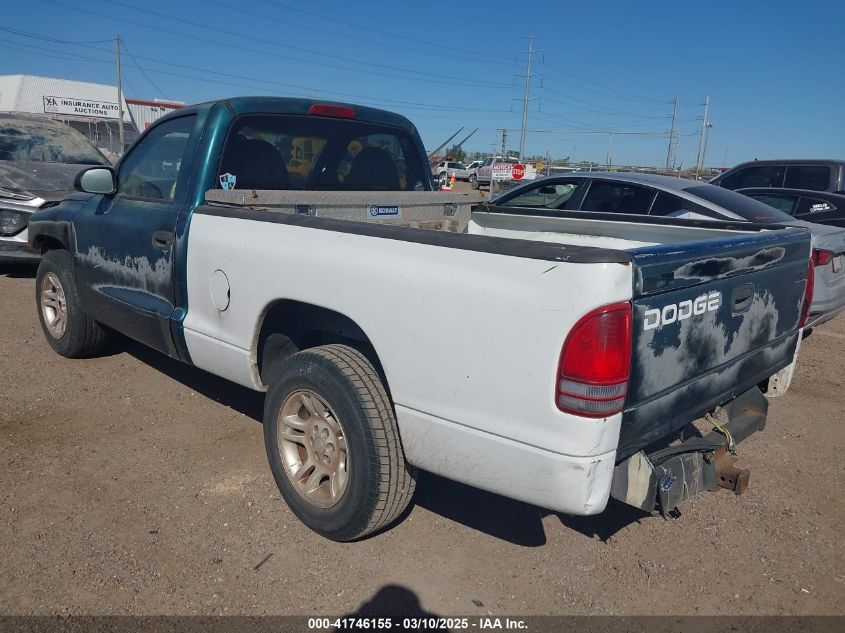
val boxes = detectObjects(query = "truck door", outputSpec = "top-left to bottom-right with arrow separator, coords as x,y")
73,114 -> 198,356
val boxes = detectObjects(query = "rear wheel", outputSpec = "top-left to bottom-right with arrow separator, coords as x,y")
470,174 -> 478,189
263,344 -> 416,541
36,249 -> 109,358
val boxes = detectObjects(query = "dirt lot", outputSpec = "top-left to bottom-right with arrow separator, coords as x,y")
1,261 -> 843,617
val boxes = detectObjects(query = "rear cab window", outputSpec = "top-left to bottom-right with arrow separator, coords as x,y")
784,165 -> 831,191
218,114 -> 429,191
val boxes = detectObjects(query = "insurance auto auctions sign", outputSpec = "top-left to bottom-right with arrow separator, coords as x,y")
43,96 -> 121,119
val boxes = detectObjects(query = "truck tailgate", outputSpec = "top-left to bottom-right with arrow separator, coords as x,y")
619,227 -> 811,459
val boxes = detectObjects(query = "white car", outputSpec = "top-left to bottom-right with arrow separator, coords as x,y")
432,160 -> 465,185
454,160 -> 482,181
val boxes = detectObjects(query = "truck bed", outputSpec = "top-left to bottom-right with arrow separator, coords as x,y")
186,190 -> 810,514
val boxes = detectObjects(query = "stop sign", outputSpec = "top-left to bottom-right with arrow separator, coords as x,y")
511,163 -> 525,180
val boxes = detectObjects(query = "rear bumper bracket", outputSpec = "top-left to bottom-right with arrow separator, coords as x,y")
610,385 -> 768,515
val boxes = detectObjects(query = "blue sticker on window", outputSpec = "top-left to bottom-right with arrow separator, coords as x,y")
369,205 -> 400,218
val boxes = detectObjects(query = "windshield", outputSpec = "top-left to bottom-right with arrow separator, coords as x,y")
0,117 -> 107,165
684,185 -> 796,223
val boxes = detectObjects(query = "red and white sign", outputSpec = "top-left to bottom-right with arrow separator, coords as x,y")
491,163 -> 513,181
511,163 -> 525,180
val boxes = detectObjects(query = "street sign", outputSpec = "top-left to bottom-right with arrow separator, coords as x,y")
511,163 -> 526,180
491,163 -> 512,181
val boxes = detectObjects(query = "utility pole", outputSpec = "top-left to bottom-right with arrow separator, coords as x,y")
606,131 -> 613,169
695,96 -> 710,176
115,35 -> 125,154
701,120 -> 713,172
501,128 -> 508,159
518,36 -> 535,161
665,94 -> 678,170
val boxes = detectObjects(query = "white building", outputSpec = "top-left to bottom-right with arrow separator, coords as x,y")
0,75 -> 183,157
126,98 -> 185,131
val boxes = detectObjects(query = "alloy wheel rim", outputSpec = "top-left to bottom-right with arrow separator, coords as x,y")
41,272 -> 68,339
277,390 -> 349,508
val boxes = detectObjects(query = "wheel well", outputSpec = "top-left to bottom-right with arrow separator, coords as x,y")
34,236 -> 66,253
255,300 -> 388,391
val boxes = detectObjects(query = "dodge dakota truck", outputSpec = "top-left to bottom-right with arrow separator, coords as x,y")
28,97 -> 814,541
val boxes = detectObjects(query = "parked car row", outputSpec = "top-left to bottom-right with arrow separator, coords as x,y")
492,171 -> 845,326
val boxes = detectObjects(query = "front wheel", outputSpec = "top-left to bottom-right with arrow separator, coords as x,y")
36,249 -> 109,358
470,174 -> 478,189
263,344 -> 416,541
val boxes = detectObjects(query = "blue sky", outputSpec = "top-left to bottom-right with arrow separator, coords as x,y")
1,0 -> 842,167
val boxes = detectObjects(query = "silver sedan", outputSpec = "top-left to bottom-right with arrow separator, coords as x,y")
493,171 -> 845,326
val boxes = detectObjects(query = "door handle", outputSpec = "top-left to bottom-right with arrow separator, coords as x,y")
152,230 -> 174,250
731,283 -> 754,313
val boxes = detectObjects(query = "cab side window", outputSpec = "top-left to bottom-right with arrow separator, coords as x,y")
118,115 -> 195,200
721,165 -> 785,190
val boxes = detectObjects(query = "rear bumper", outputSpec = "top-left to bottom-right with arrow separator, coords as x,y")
396,405 -> 617,516
809,289 -> 845,326
611,386 -> 768,514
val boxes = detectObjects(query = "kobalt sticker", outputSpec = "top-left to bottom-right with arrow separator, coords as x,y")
369,205 -> 400,218
219,173 -> 237,190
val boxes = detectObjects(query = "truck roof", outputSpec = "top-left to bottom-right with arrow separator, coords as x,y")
158,96 -> 418,133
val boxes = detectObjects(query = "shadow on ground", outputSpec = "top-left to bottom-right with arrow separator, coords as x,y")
115,335 -> 651,545
343,584 -> 441,624
0,263 -> 37,279
120,336 -> 265,422
413,471 -> 649,546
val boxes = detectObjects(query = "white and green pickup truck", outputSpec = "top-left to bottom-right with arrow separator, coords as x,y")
28,97 -> 813,541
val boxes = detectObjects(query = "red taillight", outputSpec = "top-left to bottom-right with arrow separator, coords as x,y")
308,103 -> 356,119
812,249 -> 834,266
800,260 -> 815,328
557,302 -> 632,418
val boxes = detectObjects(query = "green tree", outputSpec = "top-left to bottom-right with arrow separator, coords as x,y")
446,145 -> 467,163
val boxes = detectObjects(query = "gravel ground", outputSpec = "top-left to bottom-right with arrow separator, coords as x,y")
0,261 -> 843,616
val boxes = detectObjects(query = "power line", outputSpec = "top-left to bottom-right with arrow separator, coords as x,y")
48,0 -> 513,91
0,27 -> 517,116
538,85 -> 672,119
205,0 -> 513,68
121,39 -> 169,100
540,61 -> 673,105
256,0 -> 516,64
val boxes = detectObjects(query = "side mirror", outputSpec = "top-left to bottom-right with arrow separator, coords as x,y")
75,167 -> 116,195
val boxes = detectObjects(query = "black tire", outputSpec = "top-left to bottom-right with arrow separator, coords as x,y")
263,344 -> 416,541
470,174 -> 478,190
35,249 -> 109,358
